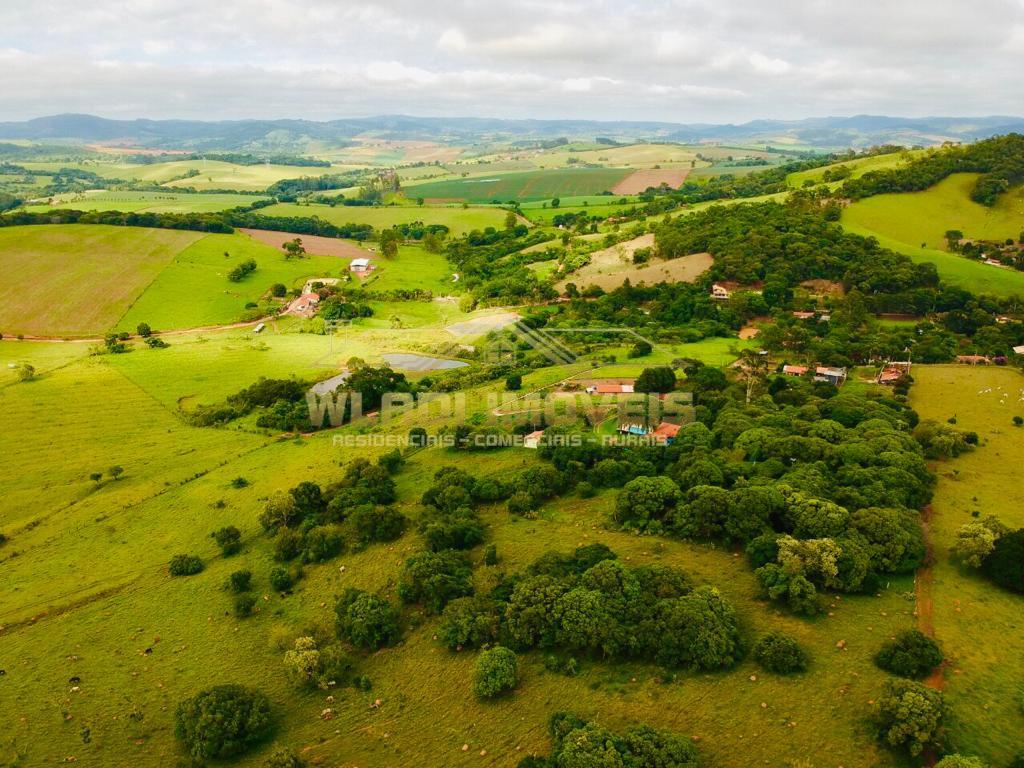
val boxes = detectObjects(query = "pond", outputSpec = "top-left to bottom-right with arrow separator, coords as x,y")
382,353 -> 470,372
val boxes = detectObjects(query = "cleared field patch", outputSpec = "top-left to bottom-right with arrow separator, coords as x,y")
841,173 -> 1024,250
612,168 -> 690,195
117,233 -> 350,331
239,228 -> 370,259
355,244 -> 457,294
910,365 -> 1024,764
255,202 -> 509,237
405,168 -> 633,203
786,150 -> 923,188
556,234 -> 713,291
21,190 -> 268,214
0,224 -> 202,337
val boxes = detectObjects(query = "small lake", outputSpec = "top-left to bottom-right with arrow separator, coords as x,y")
382,353 -> 470,372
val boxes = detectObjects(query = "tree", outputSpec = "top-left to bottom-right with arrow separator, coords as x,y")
953,517 -> 1007,567
981,528 -> 1024,593
753,633 -> 809,674
505,374 -> 522,391
169,554 -> 204,576
378,229 -> 399,259
335,589 -> 400,650
136,322 -> 152,337
89,472 -> 102,484
504,210 -> 518,231
874,679 -> 945,756
935,757 -> 986,768
439,596 -> 500,649
212,526 -> 242,556
628,340 -> 652,358
634,366 -> 676,393
108,465 -> 124,481
874,630 -> 943,679
263,747 -> 306,768
282,238 -> 306,259
397,550 -> 473,613
472,646 -> 518,698
613,476 -> 682,532
270,283 -> 288,298
173,684 -> 272,759
649,587 -> 743,670
234,594 -> 257,617
269,566 -> 293,592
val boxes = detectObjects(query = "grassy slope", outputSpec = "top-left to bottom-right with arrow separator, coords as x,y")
404,168 -> 633,203
257,202 -> 509,237
786,151 -> 921,188
0,225 -> 202,337
0,351 -> 913,767
910,365 -> 1024,763
117,233 -> 351,332
842,173 -> 1024,250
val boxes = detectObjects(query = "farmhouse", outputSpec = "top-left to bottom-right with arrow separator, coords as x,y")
349,257 -> 373,273
814,366 -> 847,386
650,421 -> 681,445
288,292 -> 321,317
711,281 -> 762,300
585,381 -> 635,395
522,430 -> 545,449
782,364 -> 809,377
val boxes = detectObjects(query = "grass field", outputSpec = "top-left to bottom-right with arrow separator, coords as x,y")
256,202 -> 511,237
841,222 -> 1024,299
405,168 -> 634,203
841,173 -> 1024,250
21,190 -> 268,214
19,159 -> 336,191
0,349 -> 915,766
786,151 -> 922,188
909,365 -> 1024,764
0,225 -> 203,337
356,245 -> 457,294
117,233 -> 351,332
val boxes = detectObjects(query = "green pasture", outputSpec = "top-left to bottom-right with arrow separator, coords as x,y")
0,224 -> 203,337
910,365 -> 1024,763
786,151 -> 921,188
841,173 -> 1024,250
21,190 -> 268,214
256,202 -> 510,237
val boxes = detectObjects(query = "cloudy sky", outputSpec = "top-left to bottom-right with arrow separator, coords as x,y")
2,0 -> 1023,123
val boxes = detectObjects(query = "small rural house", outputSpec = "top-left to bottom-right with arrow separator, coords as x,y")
782,364 -> 809,377
522,430 -> 545,449
349,257 -> 372,273
814,366 -> 847,386
711,282 -> 738,300
289,292 -> 321,317
650,422 -> 681,445
585,381 -> 635,395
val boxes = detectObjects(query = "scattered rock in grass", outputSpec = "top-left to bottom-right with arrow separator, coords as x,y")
835,640 -> 846,649
462,744 -> 469,752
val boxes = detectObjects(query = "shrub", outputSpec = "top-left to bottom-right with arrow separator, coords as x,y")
273,529 -> 303,562
173,684 -> 272,759
753,633 -> 809,674
874,679 -> 945,756
283,637 -> 353,689
483,544 -> 498,566
874,630 -> 943,679
472,646 -> 518,698
212,525 -> 242,556
576,481 -> 595,499
263,747 -> 305,768
335,589 -> 401,650
505,374 -> 522,391
228,570 -> 252,593
302,525 -> 344,563
169,554 -> 204,577
269,566 -> 293,592
234,594 -> 257,618
935,756 -> 987,768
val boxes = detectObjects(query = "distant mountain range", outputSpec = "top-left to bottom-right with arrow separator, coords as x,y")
1,113 -> 1023,152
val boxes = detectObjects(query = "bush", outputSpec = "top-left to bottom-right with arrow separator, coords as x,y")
212,525 -> 243,556
935,756 -> 986,768
273,529 -> 303,562
753,633 -> 809,674
576,481 -> 595,499
472,646 -> 518,698
335,589 -> 401,650
875,630 -> 943,679
173,684 -> 272,759
228,570 -> 252,593
263,747 -> 305,768
169,554 -> 204,577
269,566 -> 293,592
234,594 -> 258,618
874,679 -> 945,756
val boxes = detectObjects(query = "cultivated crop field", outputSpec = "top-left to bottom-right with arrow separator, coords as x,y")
404,168 -> 634,203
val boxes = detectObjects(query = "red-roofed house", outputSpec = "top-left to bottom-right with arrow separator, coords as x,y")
650,422 -> 681,445
782,364 -> 809,376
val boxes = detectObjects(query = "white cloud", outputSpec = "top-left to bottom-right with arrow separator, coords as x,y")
0,0 -> 1021,121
